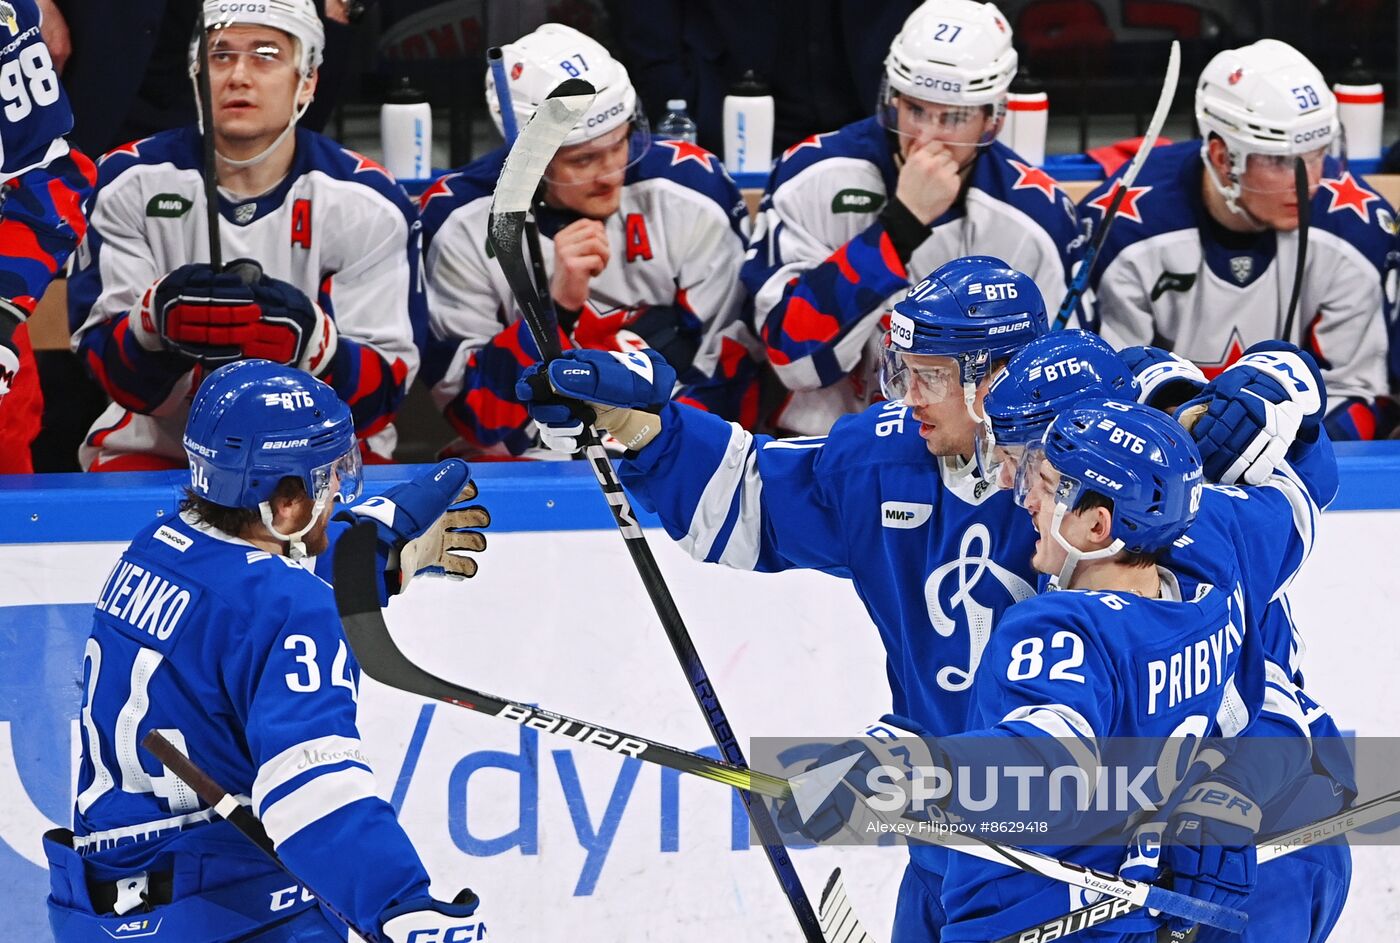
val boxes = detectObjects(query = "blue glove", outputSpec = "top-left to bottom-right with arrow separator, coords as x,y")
1118,346 -> 1206,412
516,349 -> 678,452
337,459 -> 489,602
1163,779 -> 1260,934
1178,341 -> 1326,485
381,889 -> 485,942
777,715 -> 940,843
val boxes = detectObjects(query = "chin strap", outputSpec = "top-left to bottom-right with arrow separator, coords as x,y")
1046,500 -> 1125,591
258,484 -> 330,560
192,63 -> 314,171
1201,143 -> 1268,230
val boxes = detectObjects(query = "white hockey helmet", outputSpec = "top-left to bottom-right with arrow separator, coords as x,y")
192,0 -> 325,77
884,0 -> 1017,106
1196,40 -> 1338,210
188,0 -> 325,170
487,23 -> 642,148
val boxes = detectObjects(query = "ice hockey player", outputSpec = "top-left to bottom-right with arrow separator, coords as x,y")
0,0 -> 97,472
418,23 -> 759,458
1082,38 -> 1393,440
70,0 -> 423,471
741,0 -> 1082,435
517,254 -> 1046,933
980,330 -> 1353,942
44,360 -> 489,942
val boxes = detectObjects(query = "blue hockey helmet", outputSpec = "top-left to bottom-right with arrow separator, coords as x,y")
1026,397 -> 1203,587
978,330 -> 1139,486
881,256 -> 1047,403
184,360 -> 361,512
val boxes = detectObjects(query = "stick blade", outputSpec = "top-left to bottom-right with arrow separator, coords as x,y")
490,79 -> 597,216
818,868 -> 879,943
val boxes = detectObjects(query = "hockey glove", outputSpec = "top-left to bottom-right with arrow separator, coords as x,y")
0,301 -> 21,404
1118,345 -> 1206,412
337,459 -> 489,602
776,715 -> 943,844
133,259 -> 338,373
516,348 -> 677,452
1163,778 -> 1261,934
1177,341 -> 1325,485
381,888 -> 485,942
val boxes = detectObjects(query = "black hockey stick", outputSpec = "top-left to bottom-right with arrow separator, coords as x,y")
819,868 -> 877,943
195,11 -> 222,270
141,731 -> 381,943
993,784 -> 1400,943
332,521 -> 789,799
485,81 -> 827,941
1280,156 -> 1310,343
335,523 -> 1243,934
1053,40 -> 1179,331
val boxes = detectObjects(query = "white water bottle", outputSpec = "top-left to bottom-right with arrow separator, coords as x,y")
381,77 -> 433,181
1334,61 -> 1383,161
999,73 -> 1048,165
723,70 -> 774,174
656,99 -> 698,144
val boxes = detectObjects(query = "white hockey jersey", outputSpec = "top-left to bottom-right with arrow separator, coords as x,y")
70,127 -> 424,468
418,139 -> 757,456
1083,140 -> 1394,439
741,117 -> 1083,435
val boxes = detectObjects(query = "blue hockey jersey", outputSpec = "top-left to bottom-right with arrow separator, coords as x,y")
934,435 -> 1336,941
69,511 -> 431,936
0,0 -> 74,180
620,397 -> 1039,735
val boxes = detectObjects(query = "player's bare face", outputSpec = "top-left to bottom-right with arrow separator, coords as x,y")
895,96 -> 990,167
543,125 -> 631,219
206,26 -> 312,154
899,354 -> 977,456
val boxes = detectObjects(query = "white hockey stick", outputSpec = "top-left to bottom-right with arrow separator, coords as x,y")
995,784 -> 1400,942
1053,40 -> 1180,330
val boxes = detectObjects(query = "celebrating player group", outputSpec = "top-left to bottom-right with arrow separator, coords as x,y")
38,0 -> 1390,940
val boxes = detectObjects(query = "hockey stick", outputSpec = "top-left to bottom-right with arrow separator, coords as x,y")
1280,156 -> 1310,343
1052,40 -> 1179,331
195,11 -> 222,270
993,784 -> 1400,943
332,521 -> 788,799
486,81 -> 827,942
487,45 -> 555,337
332,522 -> 1241,933
819,868 -> 878,943
140,731 -> 381,943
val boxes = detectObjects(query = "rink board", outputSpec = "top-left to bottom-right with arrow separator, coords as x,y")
2,445 -> 1399,940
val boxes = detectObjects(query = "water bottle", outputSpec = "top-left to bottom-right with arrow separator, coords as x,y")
656,99 -> 698,144
723,70 -> 774,174
998,71 -> 1048,166
1333,59 -> 1383,161
380,76 -> 433,181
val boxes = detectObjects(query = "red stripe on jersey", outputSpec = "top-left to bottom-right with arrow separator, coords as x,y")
349,346 -> 385,405
87,409 -> 134,450
1345,401 -> 1376,440
500,321 -> 542,367
89,450 -> 184,472
0,214 -> 56,270
781,295 -> 840,344
674,395 -> 707,412
719,335 -> 748,378
832,244 -> 859,283
878,231 -> 907,278
464,386 -> 528,429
